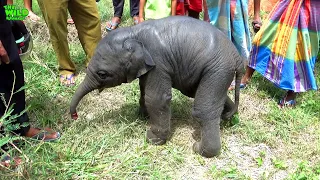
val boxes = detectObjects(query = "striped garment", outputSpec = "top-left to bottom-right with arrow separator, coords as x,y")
206,0 -> 252,59
249,0 -> 320,92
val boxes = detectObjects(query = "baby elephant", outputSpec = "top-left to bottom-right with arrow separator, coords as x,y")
70,16 -> 244,158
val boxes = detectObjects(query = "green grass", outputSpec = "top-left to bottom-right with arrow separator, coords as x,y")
1,0 -> 320,179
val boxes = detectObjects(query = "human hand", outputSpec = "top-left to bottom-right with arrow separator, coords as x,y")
0,40 -> 10,65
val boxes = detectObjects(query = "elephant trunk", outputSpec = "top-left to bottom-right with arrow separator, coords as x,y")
70,74 -> 98,120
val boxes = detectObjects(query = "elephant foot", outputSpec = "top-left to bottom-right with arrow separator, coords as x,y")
138,106 -> 149,119
146,129 -> 167,145
192,142 -> 221,158
221,110 -> 233,120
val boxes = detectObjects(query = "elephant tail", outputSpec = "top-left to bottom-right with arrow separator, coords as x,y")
223,56 -> 245,119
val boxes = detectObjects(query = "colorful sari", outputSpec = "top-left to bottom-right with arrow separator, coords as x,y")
249,0 -> 320,92
206,0 -> 252,59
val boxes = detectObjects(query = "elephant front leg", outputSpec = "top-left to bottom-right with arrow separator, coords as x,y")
138,77 -> 149,119
144,86 -> 172,145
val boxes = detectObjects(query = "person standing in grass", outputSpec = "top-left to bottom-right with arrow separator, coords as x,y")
36,0 -> 101,86
206,0 -> 251,59
230,0 -> 320,108
0,0 -> 60,168
106,0 -> 140,31
7,0 -> 40,22
138,0 -> 177,22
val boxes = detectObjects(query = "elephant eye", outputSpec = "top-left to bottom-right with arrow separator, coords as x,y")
97,70 -> 112,79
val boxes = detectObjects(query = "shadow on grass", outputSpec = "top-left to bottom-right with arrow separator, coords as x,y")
97,94 -> 237,144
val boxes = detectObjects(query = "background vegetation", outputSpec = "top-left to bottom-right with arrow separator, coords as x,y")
1,0 -> 319,179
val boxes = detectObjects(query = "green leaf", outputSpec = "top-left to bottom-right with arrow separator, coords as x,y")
0,136 -> 11,147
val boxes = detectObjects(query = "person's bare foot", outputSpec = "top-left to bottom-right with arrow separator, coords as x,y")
27,11 -> 40,22
106,17 -> 121,30
25,127 -> 60,141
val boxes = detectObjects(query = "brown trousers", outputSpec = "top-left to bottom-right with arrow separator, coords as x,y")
37,0 -> 102,75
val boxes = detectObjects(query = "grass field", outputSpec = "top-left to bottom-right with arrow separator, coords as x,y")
1,0 -> 320,179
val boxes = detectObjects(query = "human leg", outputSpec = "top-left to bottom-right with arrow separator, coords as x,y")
0,33 -> 59,140
68,0 -> 101,67
24,0 -> 40,22
106,0 -> 123,30
278,90 -> 297,108
6,0 -> 13,5
203,0 -> 209,22
37,0 -> 75,85
130,0 -> 139,24
187,0 -> 202,19
228,66 -> 255,90
252,0 -> 262,33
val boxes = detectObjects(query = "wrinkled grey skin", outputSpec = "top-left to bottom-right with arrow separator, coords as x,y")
70,16 -> 244,158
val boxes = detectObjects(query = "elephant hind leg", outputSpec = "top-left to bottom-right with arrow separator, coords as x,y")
221,96 -> 236,120
192,75 -> 228,158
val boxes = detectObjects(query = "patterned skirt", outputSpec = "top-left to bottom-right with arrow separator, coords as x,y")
206,0 -> 252,59
249,0 -> 320,92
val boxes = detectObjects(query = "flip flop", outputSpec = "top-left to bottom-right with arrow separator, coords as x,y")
67,18 -> 74,24
228,81 -> 246,91
106,21 -> 120,31
59,74 -> 76,87
252,20 -> 262,33
31,130 -> 61,142
66,74 -> 76,86
0,155 -> 22,169
133,16 -> 139,25
278,98 -> 296,108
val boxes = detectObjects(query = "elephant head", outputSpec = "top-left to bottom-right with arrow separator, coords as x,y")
70,29 -> 155,119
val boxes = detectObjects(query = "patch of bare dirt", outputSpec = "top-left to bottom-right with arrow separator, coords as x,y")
74,74 -> 126,121
26,20 -> 108,44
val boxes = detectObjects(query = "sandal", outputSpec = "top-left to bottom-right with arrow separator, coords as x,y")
228,81 -> 246,91
278,98 -> 296,108
59,74 -> 76,87
106,18 -> 121,31
67,18 -> 74,24
133,16 -> 139,25
252,20 -> 262,33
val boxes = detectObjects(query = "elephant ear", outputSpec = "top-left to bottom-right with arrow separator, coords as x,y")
123,39 -> 155,83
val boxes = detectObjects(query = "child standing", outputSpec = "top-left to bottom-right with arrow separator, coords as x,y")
139,0 -> 177,22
